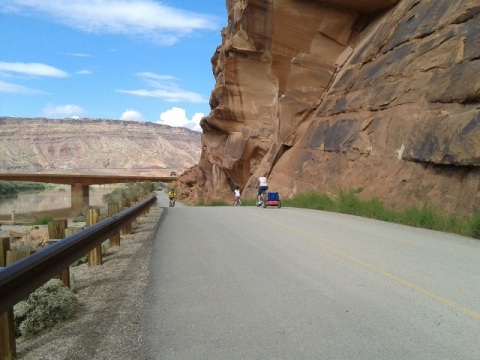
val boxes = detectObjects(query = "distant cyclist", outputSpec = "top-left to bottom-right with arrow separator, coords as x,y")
233,187 -> 241,206
257,174 -> 268,206
168,189 -> 176,207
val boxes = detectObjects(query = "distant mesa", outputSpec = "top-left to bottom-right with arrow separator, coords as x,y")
0,117 -> 202,178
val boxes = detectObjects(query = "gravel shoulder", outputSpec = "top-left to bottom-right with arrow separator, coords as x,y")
15,205 -> 163,360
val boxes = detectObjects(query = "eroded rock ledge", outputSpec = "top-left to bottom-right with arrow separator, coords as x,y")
180,0 -> 479,215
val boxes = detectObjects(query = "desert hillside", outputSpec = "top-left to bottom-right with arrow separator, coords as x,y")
0,117 -> 202,176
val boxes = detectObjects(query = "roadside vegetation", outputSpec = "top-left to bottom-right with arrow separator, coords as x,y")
32,214 -> 55,225
199,189 -> 480,240
14,279 -> 77,337
195,199 -> 228,206
101,182 -> 158,204
282,189 -> 479,239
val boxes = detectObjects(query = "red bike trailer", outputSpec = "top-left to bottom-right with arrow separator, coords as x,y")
264,192 -> 281,208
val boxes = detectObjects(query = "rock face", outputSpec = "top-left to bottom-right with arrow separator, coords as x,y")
179,0 -> 479,215
0,117 -> 202,176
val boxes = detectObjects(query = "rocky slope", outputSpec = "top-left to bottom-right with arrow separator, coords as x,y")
0,117 -> 201,176
178,0 -> 479,216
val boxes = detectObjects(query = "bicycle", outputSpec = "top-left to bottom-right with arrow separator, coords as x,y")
169,197 -> 175,207
233,196 -> 241,206
258,190 -> 268,208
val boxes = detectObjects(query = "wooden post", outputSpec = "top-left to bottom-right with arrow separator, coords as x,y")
121,222 -> 132,236
86,208 -> 102,267
6,250 -> 32,265
47,219 -> 67,239
120,199 -> 132,235
48,219 -> 70,287
1,249 -> 31,360
0,237 -> 10,267
65,227 -> 81,237
0,309 -> 16,360
108,203 -> 121,247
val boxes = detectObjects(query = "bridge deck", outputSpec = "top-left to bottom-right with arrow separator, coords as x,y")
0,173 -> 176,185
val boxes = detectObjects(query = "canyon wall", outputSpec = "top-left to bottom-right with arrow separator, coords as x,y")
0,117 -> 201,176
179,0 -> 479,215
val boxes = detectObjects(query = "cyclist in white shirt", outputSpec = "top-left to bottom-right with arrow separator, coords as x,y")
233,187 -> 241,201
257,174 -> 268,206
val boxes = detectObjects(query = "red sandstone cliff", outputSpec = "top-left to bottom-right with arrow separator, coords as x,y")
178,0 -> 479,215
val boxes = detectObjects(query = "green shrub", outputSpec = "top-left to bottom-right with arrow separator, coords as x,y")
337,190 -> 362,215
0,181 -> 47,195
240,199 -> 257,206
398,207 -> 436,229
0,181 -> 18,195
470,211 -> 480,239
433,214 -> 469,236
195,199 -> 206,206
357,197 -> 395,222
195,199 -> 229,206
283,191 -> 335,210
209,200 -> 228,206
102,182 -> 156,204
32,214 -> 54,225
14,279 -> 77,337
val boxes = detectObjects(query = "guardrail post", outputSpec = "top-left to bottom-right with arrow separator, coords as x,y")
6,250 -> 32,265
47,219 -> 70,287
65,227 -> 81,237
0,308 -> 16,360
0,238 -> 9,267
120,199 -> 132,235
108,203 -> 121,247
86,208 -> 102,267
1,249 -> 31,359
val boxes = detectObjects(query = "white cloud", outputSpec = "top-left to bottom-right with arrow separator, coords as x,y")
117,72 -> 207,104
156,107 -> 203,132
68,53 -> 93,58
76,70 -> 92,75
120,109 -> 144,121
1,0 -> 219,45
42,104 -> 85,118
0,80 -> 45,94
0,62 -> 69,77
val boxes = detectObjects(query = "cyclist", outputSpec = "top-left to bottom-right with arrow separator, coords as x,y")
168,189 -> 176,206
257,174 -> 268,206
233,186 -> 241,206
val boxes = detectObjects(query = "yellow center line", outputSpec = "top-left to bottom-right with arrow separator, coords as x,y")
254,212 -> 480,321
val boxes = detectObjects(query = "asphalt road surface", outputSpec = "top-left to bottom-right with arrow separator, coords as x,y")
140,201 -> 480,359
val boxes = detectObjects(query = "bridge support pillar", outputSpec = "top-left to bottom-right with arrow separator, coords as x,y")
71,183 -> 89,213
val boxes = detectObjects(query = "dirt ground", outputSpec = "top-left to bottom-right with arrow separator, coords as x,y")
14,205 -> 163,360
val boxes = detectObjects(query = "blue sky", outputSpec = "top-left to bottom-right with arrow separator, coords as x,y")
0,0 -> 227,131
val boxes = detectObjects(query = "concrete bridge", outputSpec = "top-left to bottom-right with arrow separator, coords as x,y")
0,172 -> 176,211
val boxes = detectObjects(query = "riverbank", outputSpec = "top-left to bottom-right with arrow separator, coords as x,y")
0,184 -> 114,224
0,207 -> 87,224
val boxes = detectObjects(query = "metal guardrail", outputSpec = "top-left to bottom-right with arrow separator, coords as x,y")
0,194 -> 157,314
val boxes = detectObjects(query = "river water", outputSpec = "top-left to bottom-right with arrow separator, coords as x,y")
0,185 -> 113,219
